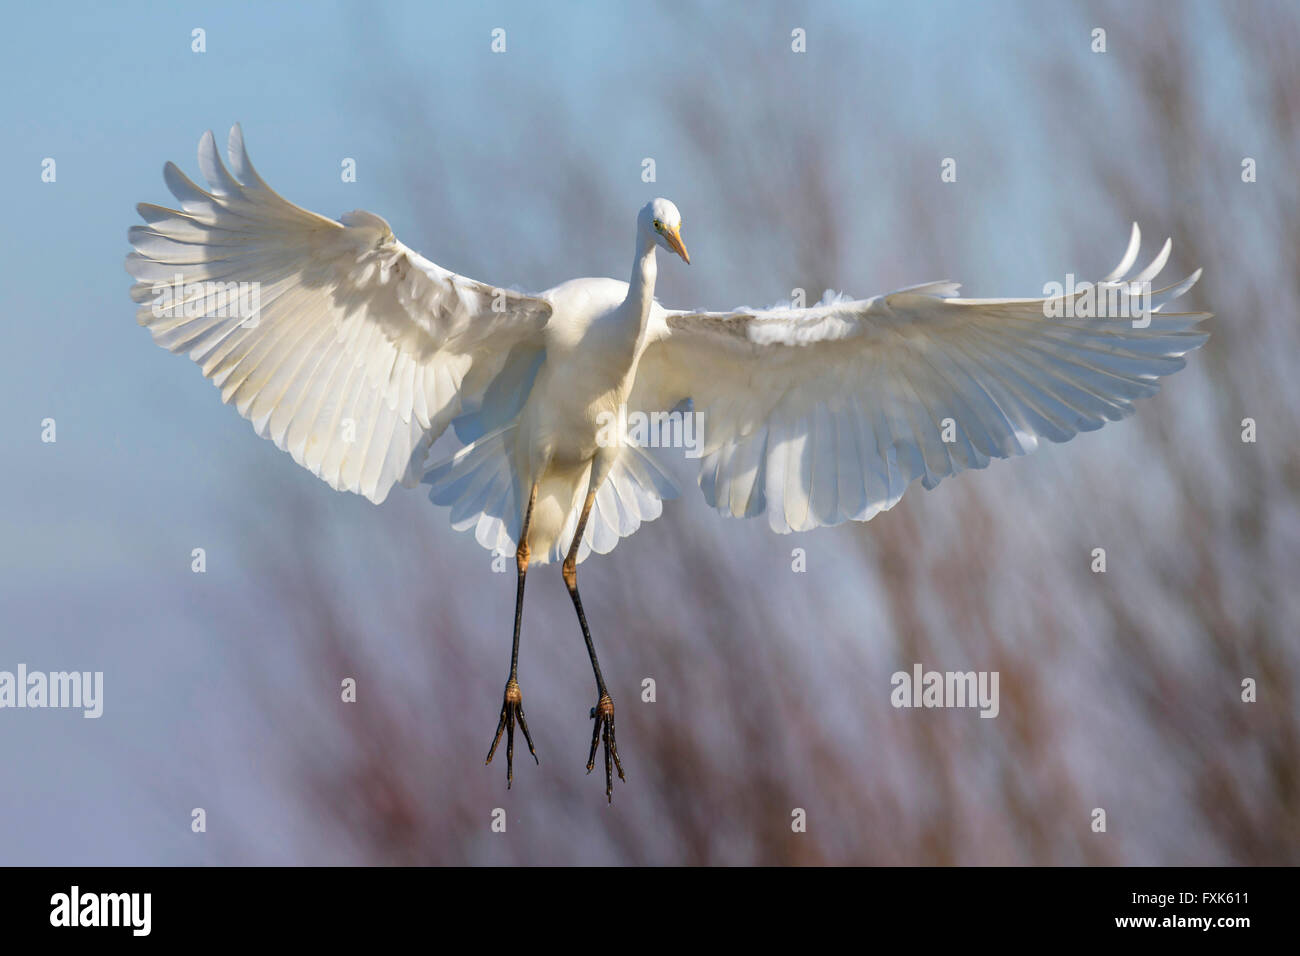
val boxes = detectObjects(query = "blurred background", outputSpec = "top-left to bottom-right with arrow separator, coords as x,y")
1,0 -> 1297,864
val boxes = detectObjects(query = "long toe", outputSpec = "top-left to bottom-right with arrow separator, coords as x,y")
486,706 -> 509,765
517,705 -> 539,764
487,681 -> 539,788
586,709 -> 603,773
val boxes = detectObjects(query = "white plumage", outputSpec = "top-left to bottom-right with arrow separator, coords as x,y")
128,126 -> 1211,798
128,127 -> 1209,567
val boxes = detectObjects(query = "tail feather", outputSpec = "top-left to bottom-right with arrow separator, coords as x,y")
424,425 -> 522,555
553,442 -> 681,565
425,426 -> 679,565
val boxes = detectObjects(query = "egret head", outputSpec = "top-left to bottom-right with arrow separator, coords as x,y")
639,198 -> 690,264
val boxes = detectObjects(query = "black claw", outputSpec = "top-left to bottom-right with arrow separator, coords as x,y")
603,724 -> 613,802
587,694 -> 624,801
608,716 -> 626,783
517,704 -> 539,765
486,678 -> 537,789
586,706 -> 602,774
486,706 -> 508,766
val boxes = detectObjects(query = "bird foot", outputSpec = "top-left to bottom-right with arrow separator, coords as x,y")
486,677 -> 538,788
587,693 -> 626,803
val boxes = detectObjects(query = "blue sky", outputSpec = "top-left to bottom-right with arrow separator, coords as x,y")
1,0 -> 1244,579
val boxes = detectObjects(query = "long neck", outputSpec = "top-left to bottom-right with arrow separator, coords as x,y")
622,231 -> 658,335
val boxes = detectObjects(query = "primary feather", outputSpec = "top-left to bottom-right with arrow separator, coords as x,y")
630,231 -> 1208,533
127,125 -> 550,504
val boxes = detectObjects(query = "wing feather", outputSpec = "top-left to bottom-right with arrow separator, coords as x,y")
127,125 -> 551,503
631,225 -> 1209,532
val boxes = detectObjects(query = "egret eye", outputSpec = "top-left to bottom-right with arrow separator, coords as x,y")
653,219 -> 662,230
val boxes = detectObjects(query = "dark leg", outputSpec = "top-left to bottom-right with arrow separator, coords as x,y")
563,489 -> 626,802
486,484 -> 539,788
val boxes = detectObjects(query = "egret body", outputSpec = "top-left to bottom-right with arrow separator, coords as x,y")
128,127 -> 1209,800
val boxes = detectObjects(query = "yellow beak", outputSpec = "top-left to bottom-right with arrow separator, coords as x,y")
663,225 -> 691,264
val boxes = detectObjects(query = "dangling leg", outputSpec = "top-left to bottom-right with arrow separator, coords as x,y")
562,483 -> 625,802
486,483 -> 539,788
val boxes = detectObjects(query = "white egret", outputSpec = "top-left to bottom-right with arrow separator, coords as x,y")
127,126 -> 1209,801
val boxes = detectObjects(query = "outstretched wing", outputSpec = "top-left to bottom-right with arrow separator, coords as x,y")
127,125 -> 551,503
630,226 -> 1209,533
